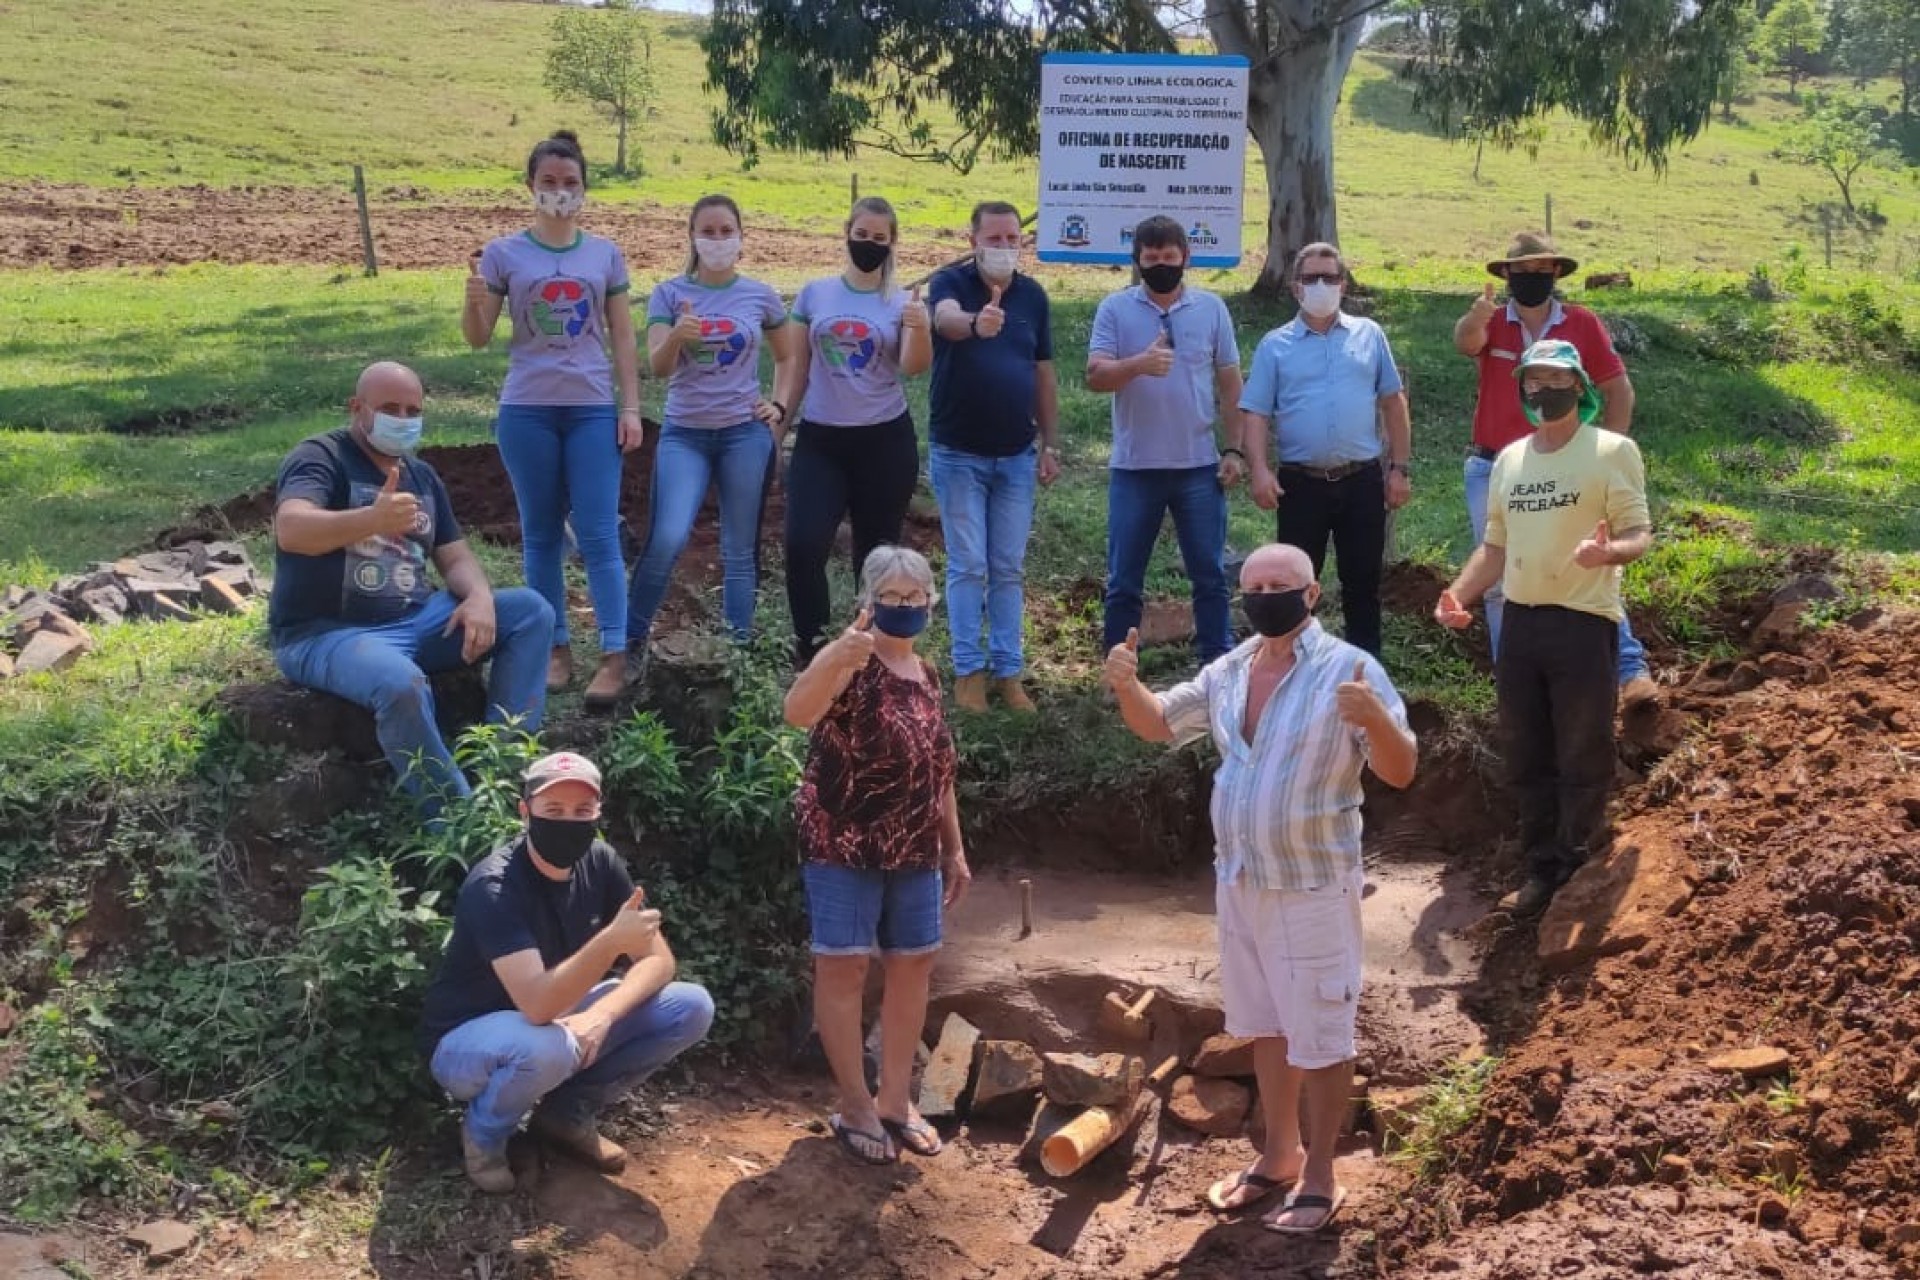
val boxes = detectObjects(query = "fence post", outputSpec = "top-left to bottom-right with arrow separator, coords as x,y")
353,164 -> 378,277
851,173 -> 859,206
1544,193 -> 1553,236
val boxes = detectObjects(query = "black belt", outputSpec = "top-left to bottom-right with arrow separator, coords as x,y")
1277,458 -> 1378,482
1468,445 -> 1498,461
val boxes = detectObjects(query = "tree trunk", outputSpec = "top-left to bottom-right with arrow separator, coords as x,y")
616,112 -> 630,175
1208,9 -> 1362,297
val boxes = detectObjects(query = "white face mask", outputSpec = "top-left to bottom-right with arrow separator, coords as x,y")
695,236 -> 742,272
367,411 -> 424,457
976,246 -> 1021,281
1299,280 -> 1342,319
533,188 -> 585,219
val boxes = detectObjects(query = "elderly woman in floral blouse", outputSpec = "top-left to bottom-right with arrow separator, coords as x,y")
783,544 -> 972,1165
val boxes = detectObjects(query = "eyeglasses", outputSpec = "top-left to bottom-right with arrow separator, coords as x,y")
1296,272 -> 1343,286
876,593 -> 931,608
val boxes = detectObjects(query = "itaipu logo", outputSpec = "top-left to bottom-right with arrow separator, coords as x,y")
818,317 -> 879,374
1057,214 -> 1092,248
532,278 -> 591,337
693,316 -> 750,368
1187,222 -> 1220,248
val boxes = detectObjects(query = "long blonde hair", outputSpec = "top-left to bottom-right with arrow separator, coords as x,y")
846,196 -> 900,299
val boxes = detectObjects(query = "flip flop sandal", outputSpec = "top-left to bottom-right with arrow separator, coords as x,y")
881,1115 -> 944,1157
828,1113 -> 896,1165
1264,1186 -> 1349,1235
1205,1167 -> 1289,1213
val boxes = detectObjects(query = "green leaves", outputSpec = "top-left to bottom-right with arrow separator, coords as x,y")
1776,93 -> 1895,213
544,1 -> 659,174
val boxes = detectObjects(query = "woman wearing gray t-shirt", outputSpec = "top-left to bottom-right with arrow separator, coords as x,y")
463,132 -> 643,708
777,197 -> 932,669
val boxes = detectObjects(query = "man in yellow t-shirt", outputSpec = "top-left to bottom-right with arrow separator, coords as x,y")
1433,339 -> 1653,914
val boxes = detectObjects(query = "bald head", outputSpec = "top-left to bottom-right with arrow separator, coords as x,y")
354,361 -> 423,408
1240,543 -> 1315,593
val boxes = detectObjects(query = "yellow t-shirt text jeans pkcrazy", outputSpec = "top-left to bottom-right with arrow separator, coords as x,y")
1483,425 -> 1650,623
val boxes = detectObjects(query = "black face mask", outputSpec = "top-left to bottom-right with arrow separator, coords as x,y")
1523,385 -> 1583,425
528,815 -> 597,870
1139,262 -> 1185,294
847,238 -> 891,273
1505,272 -> 1557,308
1242,587 -> 1312,638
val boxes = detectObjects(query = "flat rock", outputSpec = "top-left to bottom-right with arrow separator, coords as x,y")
1138,599 -> 1196,648
0,1232 -> 82,1280
14,627 -> 92,675
1707,1046 -> 1791,1079
1167,1074 -> 1249,1137
1190,1034 -> 1256,1079
1041,1052 -> 1143,1108
1538,827 -> 1695,973
1368,1085 -> 1425,1151
126,1219 -> 196,1262
919,1013 -> 981,1120
971,1040 -> 1043,1116
1750,602 -> 1808,652
1769,574 -> 1841,607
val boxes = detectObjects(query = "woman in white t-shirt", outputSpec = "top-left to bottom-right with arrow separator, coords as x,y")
778,197 -> 932,668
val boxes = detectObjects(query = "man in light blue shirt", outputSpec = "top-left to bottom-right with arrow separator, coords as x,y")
1241,243 -> 1412,656
1086,215 -> 1246,662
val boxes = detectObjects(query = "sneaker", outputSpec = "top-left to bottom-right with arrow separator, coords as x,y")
953,672 -> 988,713
530,1109 -> 628,1174
582,652 -> 626,710
461,1118 -> 515,1194
546,646 -> 574,694
995,676 -> 1037,714
1499,876 -> 1559,917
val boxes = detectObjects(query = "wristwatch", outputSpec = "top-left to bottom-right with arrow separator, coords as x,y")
1387,461 -> 1411,476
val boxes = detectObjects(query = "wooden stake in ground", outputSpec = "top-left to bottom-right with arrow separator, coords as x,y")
1018,878 -> 1033,940
352,164 -> 378,277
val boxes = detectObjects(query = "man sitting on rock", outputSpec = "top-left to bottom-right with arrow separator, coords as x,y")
1105,543 -> 1418,1234
419,751 -> 715,1193
268,360 -> 553,822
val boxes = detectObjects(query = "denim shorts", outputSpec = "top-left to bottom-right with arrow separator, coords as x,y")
802,862 -> 943,957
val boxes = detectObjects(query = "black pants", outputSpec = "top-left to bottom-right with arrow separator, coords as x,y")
1272,461 -> 1386,655
784,413 -> 920,664
1498,604 -> 1621,885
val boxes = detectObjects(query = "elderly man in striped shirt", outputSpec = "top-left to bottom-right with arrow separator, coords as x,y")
1106,542 -> 1417,1235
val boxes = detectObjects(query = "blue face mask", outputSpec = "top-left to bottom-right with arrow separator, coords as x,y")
871,602 -> 930,639
367,411 -> 424,456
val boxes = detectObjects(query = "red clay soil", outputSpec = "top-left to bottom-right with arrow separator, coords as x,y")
0,182 -> 973,273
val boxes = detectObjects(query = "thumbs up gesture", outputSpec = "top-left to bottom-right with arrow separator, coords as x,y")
1104,627 -> 1141,692
606,886 -> 663,958
1139,328 -> 1175,377
1573,519 -> 1613,569
464,250 -> 490,308
1433,588 -> 1473,630
1470,280 -> 1498,320
901,284 -> 929,332
1336,658 -> 1384,728
830,606 -> 876,673
367,465 -> 421,538
672,298 -> 703,344
975,283 -> 1006,339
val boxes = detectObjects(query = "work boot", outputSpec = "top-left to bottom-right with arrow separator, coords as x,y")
1500,876 -> 1558,917
953,672 -> 988,713
996,677 -> 1037,714
546,646 -> 574,693
582,652 -> 626,710
1619,674 -> 1661,710
530,1109 -> 628,1174
624,642 -> 651,688
461,1118 -> 515,1194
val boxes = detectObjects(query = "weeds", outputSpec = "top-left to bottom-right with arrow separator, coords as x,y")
1389,1055 -> 1500,1182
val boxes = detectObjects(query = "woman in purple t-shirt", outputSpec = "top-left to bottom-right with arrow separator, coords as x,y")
625,194 -> 799,660
777,197 -> 933,670
463,132 -> 642,708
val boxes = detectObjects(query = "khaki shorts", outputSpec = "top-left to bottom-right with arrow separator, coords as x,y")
1216,868 -> 1363,1070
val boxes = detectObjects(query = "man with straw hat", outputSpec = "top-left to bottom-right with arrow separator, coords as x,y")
1452,232 -> 1656,707
1434,339 -> 1653,915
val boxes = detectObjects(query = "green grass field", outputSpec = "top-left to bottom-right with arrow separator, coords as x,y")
4,0 -> 1918,272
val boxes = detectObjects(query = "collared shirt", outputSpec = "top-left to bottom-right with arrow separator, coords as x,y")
1239,313 -> 1404,467
1470,300 -> 1625,452
1088,285 -> 1240,470
927,263 -> 1053,458
1159,623 -> 1413,892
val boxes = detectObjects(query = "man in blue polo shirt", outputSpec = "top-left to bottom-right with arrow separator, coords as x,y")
1087,215 -> 1246,663
1242,243 -> 1412,657
927,200 -> 1062,713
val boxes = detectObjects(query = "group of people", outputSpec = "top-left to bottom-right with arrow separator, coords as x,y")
261,137 -> 1654,1224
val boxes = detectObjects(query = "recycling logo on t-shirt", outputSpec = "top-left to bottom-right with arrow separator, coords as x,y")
692,316 -> 751,369
817,317 -> 879,376
532,276 -> 593,340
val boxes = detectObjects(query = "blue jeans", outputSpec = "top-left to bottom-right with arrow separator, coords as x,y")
1105,465 -> 1232,662
272,588 -> 552,821
627,421 -> 774,645
429,980 -> 715,1156
929,443 -> 1037,678
802,862 -> 943,957
495,403 -> 627,652
1464,453 -> 1647,682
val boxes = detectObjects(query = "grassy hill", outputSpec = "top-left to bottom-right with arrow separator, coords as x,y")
3,0 -> 1918,272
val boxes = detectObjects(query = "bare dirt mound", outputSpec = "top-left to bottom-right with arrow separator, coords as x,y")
0,182 -> 974,273
1382,608 -> 1920,1279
